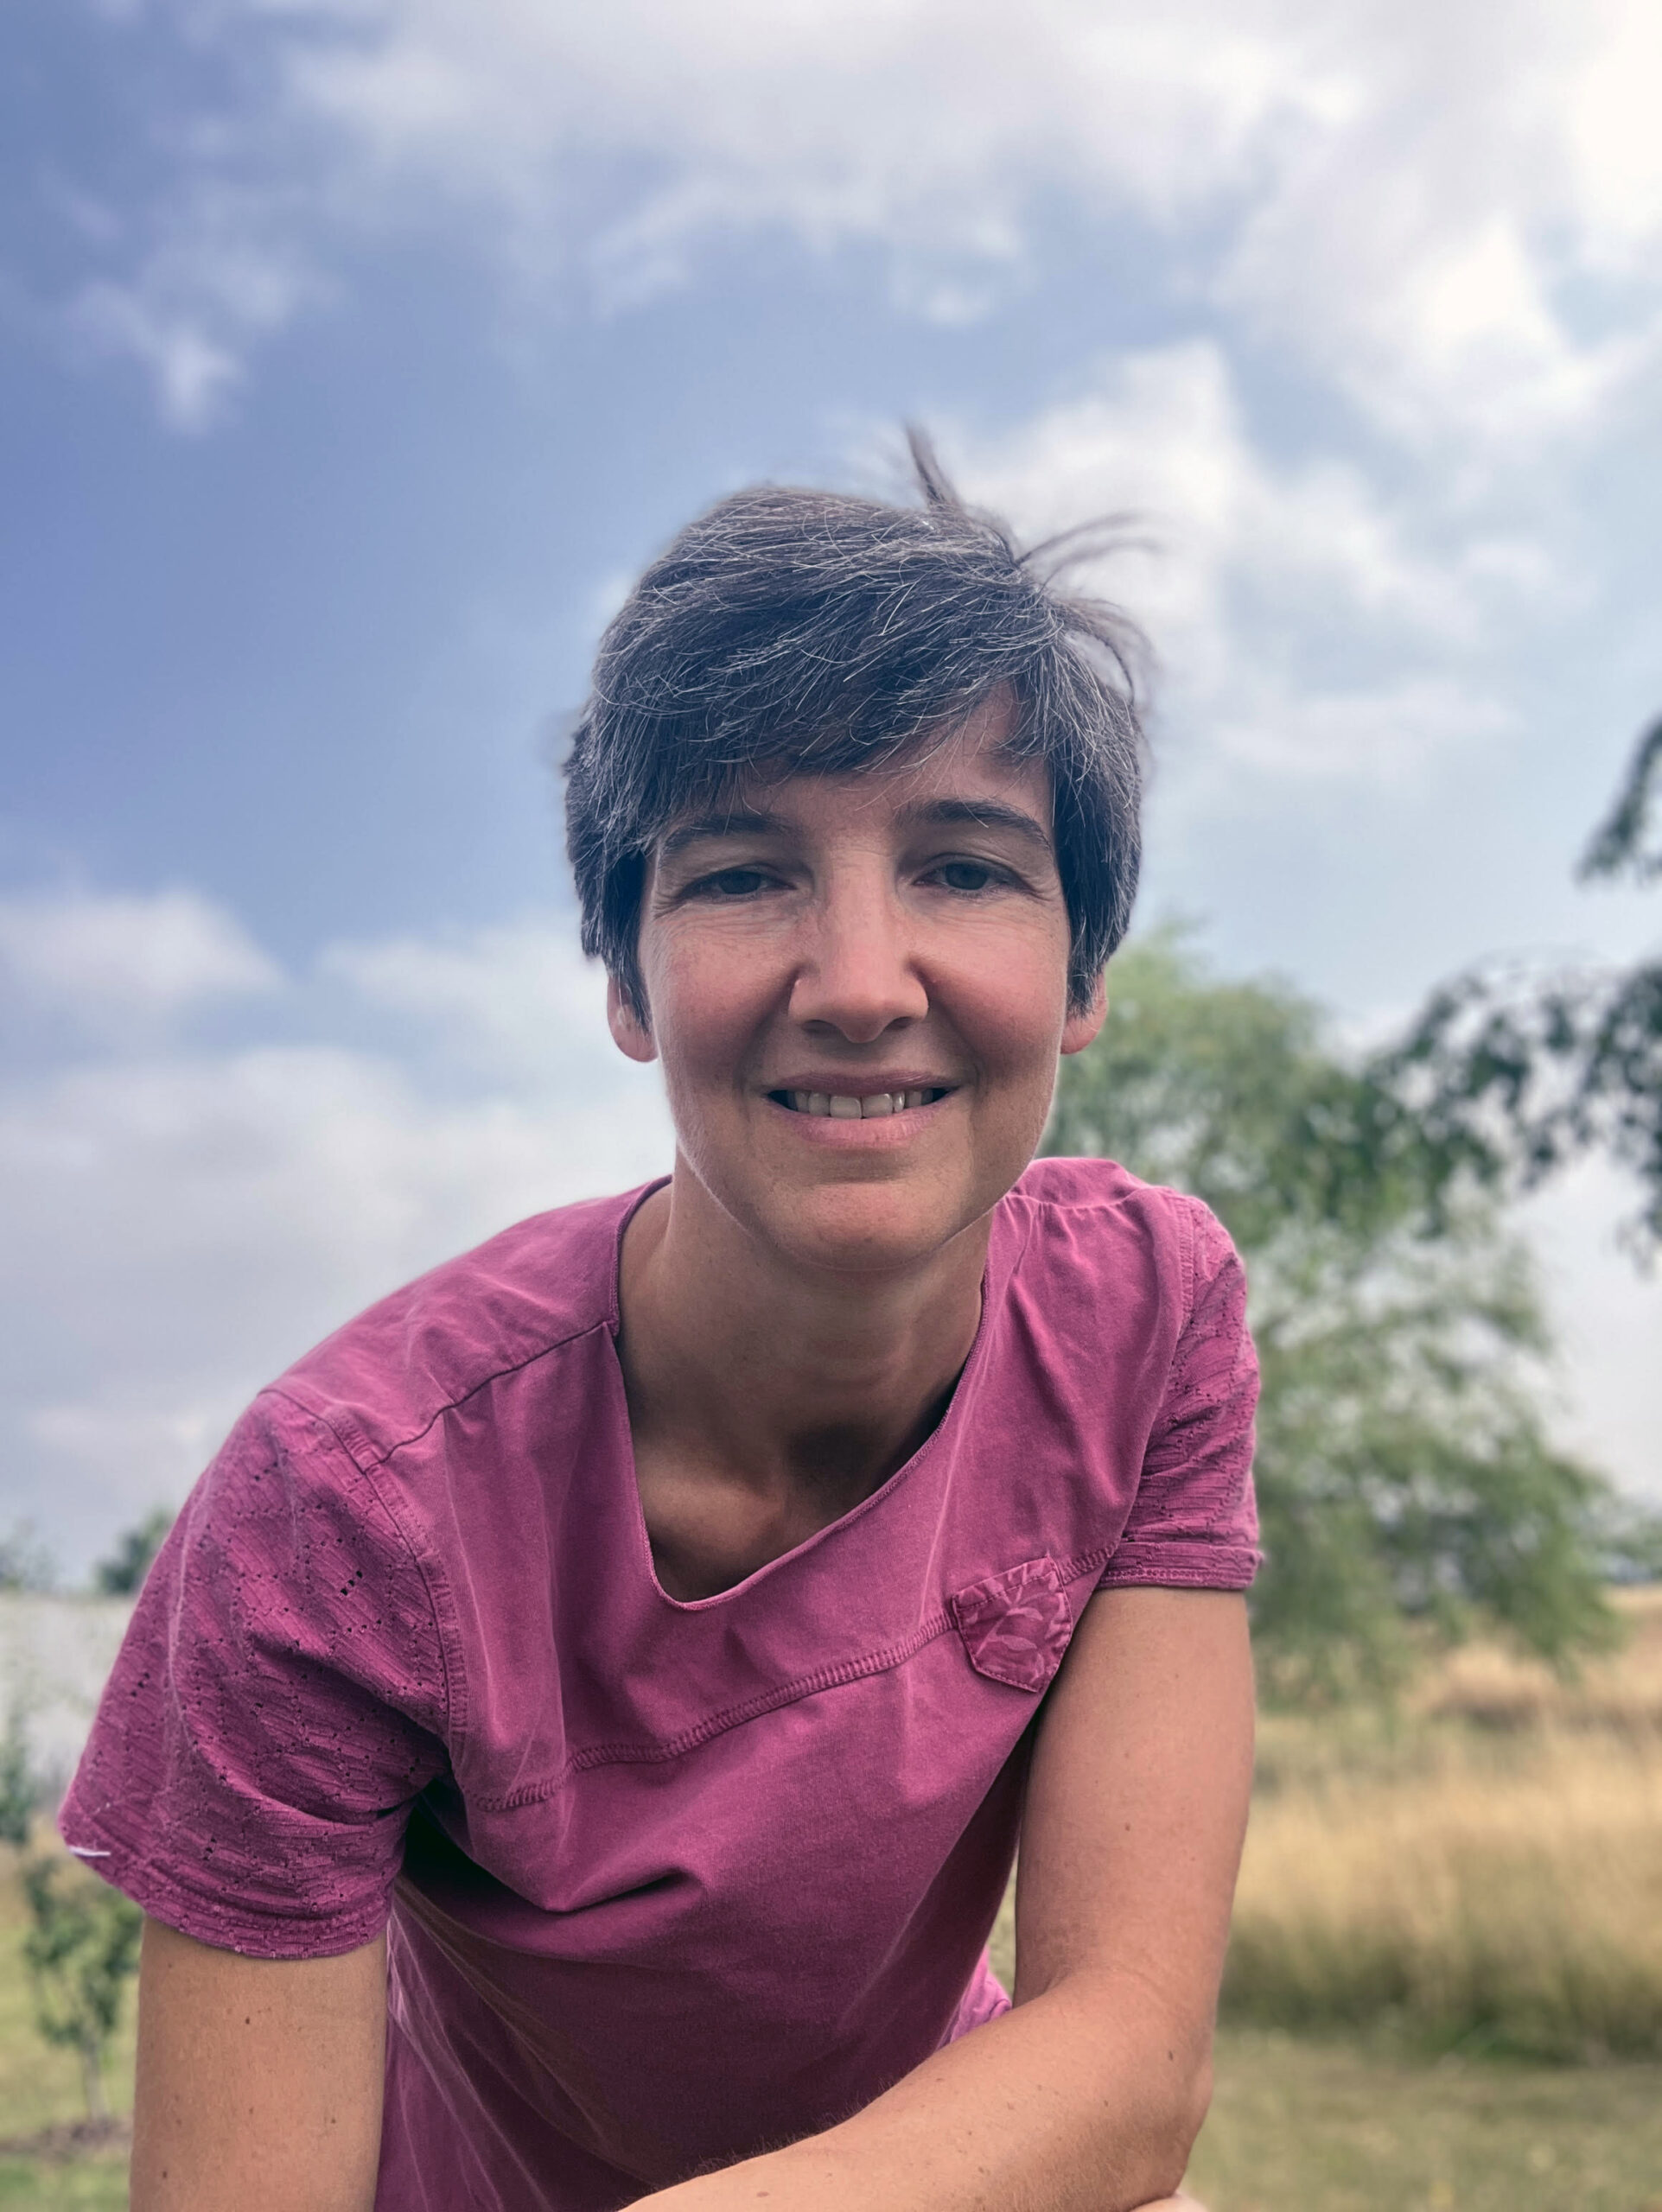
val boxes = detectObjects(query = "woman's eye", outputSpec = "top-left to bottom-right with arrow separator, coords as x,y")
933,860 -> 999,893
691,868 -> 772,899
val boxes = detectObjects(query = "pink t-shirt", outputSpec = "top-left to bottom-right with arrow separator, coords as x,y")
64,1159 -> 1258,2210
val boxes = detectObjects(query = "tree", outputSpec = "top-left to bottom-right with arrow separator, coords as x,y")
2,1711 -> 143,2120
0,1705 -> 35,1849
1387,717 -> 1662,1255
0,1521 -> 56,1592
92,1506 -> 175,1597
22,1853 -> 143,2121
1045,931 -> 1636,1704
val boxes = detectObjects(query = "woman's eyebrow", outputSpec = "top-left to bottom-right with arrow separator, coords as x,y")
897,797 -> 1054,851
658,809 -> 791,860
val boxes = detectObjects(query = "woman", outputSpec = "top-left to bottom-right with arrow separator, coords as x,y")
64,448 -> 1258,2211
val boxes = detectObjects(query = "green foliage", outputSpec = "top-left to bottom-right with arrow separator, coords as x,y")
1387,958 -> 1662,1255
1386,718 -> 1662,1254
92,1508 -> 175,1598
0,1712 -> 35,1852
20,1857 -> 142,2123
1046,931 -> 1636,1703
1581,713 -> 1662,887
1046,931 -> 1492,1248
1,1715 -> 141,2126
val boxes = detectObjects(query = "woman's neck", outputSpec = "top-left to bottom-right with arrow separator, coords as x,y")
614,1168 -> 990,1595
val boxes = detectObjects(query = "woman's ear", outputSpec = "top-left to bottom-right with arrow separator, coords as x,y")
607,971 -> 659,1065
1060,974 -> 1108,1058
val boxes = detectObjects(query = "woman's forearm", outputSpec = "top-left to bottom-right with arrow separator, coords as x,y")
630,1969 -> 1210,2212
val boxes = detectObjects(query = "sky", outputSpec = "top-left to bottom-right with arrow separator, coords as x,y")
3,0 -> 1660,1574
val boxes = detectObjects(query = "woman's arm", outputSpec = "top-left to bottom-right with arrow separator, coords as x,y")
636,1585 -> 1254,2212
130,1917 -> 388,2212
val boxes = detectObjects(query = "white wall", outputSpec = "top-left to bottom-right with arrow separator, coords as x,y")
1,1593 -> 135,1804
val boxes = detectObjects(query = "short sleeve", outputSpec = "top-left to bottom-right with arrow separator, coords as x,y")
59,1391 -> 451,1959
1098,1198 -> 1261,1592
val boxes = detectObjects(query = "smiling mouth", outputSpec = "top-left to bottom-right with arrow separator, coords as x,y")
768,1088 -> 953,1120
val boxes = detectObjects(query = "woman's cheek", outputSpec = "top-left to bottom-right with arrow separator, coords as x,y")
954,955 -> 1070,1071
649,934 -> 775,1063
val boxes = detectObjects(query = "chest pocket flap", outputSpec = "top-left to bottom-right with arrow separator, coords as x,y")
947,1556 -> 1073,1694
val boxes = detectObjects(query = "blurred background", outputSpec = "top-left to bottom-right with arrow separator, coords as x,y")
3,3 -> 1662,2201
3,0 -> 1659,1577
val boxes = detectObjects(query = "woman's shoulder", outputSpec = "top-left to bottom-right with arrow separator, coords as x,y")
1008,1155 -> 1222,1248
265,1182 -> 653,1475
999,1158 -> 1242,1339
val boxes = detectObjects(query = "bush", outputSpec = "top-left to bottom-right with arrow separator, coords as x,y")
21,1854 -> 143,2121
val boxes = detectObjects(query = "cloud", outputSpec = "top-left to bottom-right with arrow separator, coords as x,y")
956,340 -> 1498,641
273,0 -> 1299,253
33,2 -> 1662,451
322,917 -> 628,1090
942,341 -> 1543,795
68,282 -> 248,435
1215,0 -> 1662,449
67,204 -> 320,431
1562,3 -> 1662,272
0,887 -> 672,1567
0,885 -> 283,1037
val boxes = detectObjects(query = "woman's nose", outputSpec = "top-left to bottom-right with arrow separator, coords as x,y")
786,882 -> 928,1042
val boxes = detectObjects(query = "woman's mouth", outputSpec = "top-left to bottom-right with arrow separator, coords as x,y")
768,1088 -> 952,1120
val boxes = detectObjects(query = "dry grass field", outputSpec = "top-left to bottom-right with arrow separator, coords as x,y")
1227,1586 -> 1662,2062
4,1591 -> 1660,2207
995,1587 -> 1662,2208
1198,1589 -> 1662,2206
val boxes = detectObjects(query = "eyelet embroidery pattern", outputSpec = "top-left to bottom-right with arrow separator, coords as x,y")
947,1556 -> 1073,1694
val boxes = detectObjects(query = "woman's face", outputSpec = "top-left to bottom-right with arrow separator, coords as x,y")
609,692 -> 1107,1278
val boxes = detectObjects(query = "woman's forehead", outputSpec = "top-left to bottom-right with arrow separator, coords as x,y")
663,701 -> 1054,842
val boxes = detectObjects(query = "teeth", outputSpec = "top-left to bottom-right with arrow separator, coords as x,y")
781,1089 -> 942,1116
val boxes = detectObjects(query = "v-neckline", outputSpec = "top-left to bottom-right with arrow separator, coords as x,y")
602,1177 -> 1010,1612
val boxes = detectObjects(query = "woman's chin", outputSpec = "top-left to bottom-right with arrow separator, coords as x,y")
746,1179 -> 990,1281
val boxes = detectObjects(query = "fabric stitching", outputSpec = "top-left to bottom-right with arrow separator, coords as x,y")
1178,1190 -> 1200,1327
282,1318 -> 613,1479
260,1386 -> 469,1762
302,1186 -> 659,1478
479,1613 -> 956,1805
474,1549 -> 1126,1809
54,1821 -> 394,1956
